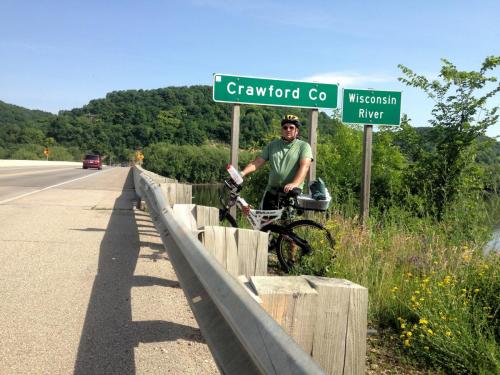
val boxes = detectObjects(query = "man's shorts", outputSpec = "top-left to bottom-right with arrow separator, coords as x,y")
261,189 -> 281,210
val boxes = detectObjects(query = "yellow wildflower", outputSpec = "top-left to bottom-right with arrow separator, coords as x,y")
404,339 -> 411,347
419,318 -> 428,325
427,329 -> 434,335
445,331 -> 452,336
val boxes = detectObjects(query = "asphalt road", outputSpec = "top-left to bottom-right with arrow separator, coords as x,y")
0,165 -> 104,204
0,167 -> 218,374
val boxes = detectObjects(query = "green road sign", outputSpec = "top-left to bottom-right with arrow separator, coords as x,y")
342,88 -> 402,126
213,74 -> 338,109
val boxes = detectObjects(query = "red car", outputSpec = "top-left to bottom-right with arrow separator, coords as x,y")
83,154 -> 102,170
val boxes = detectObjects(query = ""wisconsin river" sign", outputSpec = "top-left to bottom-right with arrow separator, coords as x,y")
213,74 -> 339,109
342,88 -> 401,126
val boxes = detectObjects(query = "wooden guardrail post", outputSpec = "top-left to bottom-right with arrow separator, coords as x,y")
171,204 -> 219,230
304,276 -> 368,375
200,226 -> 268,277
159,182 -> 192,206
249,276 -> 318,354
243,275 -> 368,375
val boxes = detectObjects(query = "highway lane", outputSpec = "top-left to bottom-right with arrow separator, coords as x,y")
0,165 -> 106,204
0,167 -> 217,374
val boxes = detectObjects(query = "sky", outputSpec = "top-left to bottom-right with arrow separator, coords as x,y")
1,0 -> 499,137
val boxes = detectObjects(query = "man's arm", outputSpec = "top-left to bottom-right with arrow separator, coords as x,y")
241,156 -> 266,178
283,158 -> 312,193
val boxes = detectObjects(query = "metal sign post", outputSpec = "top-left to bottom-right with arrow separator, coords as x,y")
360,125 -> 373,226
341,88 -> 402,225
230,104 -> 240,218
307,109 -> 318,188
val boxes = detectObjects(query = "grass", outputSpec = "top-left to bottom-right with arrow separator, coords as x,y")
292,210 -> 499,374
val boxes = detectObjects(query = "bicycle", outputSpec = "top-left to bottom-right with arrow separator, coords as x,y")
218,178 -> 335,273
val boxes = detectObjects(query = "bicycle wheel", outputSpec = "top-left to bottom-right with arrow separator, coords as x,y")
276,219 -> 334,273
219,208 -> 238,227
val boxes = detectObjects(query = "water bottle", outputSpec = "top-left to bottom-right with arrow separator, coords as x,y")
226,164 -> 243,185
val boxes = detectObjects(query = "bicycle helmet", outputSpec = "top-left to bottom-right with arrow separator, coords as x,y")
281,114 -> 302,127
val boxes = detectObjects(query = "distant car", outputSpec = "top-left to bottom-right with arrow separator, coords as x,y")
83,154 -> 102,170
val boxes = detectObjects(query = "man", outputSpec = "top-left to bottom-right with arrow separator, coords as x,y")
240,114 -> 313,210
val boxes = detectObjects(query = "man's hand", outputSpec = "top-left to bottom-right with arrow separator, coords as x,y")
284,183 -> 299,193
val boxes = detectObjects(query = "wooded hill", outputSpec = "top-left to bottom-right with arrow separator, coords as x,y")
0,87 -> 342,161
0,86 -> 498,166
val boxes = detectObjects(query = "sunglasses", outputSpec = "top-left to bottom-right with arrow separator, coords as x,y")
282,125 -> 296,131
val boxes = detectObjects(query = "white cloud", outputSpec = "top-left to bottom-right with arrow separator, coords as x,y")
302,72 -> 396,87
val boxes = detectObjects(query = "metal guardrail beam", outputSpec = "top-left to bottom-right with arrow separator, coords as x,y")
133,166 -> 326,375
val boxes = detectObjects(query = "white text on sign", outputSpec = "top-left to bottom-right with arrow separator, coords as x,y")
226,82 -> 329,102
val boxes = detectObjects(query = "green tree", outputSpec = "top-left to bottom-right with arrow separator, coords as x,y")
398,56 -> 500,219
11,144 -> 44,160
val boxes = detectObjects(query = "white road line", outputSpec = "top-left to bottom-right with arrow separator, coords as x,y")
0,167 -> 81,178
0,169 -> 113,205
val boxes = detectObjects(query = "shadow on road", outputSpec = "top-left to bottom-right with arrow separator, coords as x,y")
74,170 -> 200,375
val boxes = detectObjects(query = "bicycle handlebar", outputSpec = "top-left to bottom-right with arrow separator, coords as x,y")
224,179 -> 301,199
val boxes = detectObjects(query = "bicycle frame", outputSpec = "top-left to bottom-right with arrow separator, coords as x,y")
221,179 -> 300,231
235,197 -> 284,230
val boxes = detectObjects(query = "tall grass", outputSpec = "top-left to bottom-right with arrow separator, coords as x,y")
294,208 -> 499,374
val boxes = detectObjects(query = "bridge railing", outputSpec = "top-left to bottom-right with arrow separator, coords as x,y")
133,165 -> 326,375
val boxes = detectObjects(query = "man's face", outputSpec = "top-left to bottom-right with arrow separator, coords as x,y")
281,123 -> 298,142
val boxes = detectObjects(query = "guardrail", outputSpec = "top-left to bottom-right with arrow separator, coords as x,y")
133,165 -> 326,375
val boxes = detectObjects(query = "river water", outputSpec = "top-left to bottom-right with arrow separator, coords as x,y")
484,226 -> 500,255
192,184 -> 224,207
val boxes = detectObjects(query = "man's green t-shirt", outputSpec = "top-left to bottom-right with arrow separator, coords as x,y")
260,138 -> 313,192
